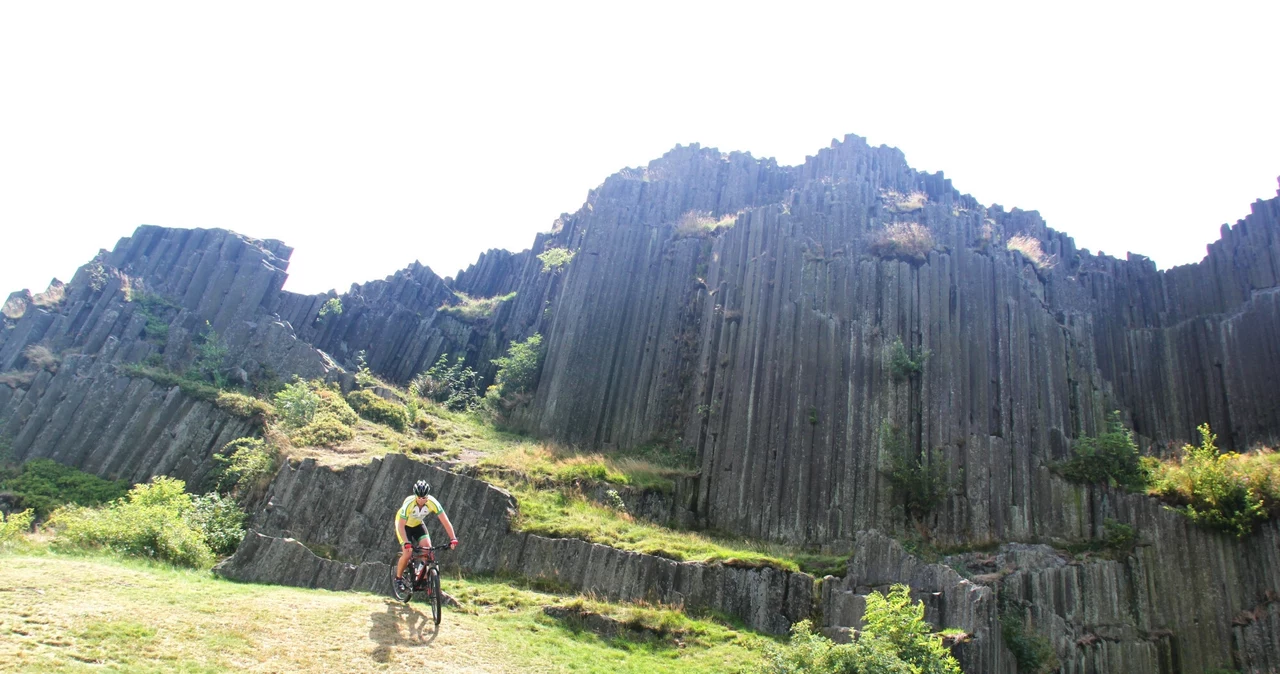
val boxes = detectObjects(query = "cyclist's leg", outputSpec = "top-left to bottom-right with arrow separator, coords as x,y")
394,519 -> 413,579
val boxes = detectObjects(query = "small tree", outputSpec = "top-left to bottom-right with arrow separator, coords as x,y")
1059,412 -> 1148,491
537,247 -> 575,273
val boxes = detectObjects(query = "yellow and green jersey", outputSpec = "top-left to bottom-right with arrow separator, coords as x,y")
394,494 -> 444,528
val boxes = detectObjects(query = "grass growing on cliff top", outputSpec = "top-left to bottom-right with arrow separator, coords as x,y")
0,547 -> 768,673
478,443 -> 697,493
509,487 -> 846,577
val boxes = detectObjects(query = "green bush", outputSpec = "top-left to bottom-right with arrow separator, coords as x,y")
131,293 -> 177,343
274,380 -> 321,428
291,413 -> 355,447
211,437 -> 276,495
492,334 -> 544,398
412,355 -> 480,411
346,389 -> 409,432
758,585 -> 960,674
190,492 -> 246,555
1059,412 -> 1148,491
318,297 -> 343,318
316,386 -> 359,425
537,247 -> 576,272
214,391 -> 274,421
882,423 -> 950,523
888,339 -> 930,382
0,458 -> 129,519
49,477 -> 215,568
1146,424 -> 1278,537
1,508 -> 34,545
186,322 -> 229,388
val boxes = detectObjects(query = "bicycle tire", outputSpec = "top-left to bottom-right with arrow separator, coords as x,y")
428,566 -> 442,625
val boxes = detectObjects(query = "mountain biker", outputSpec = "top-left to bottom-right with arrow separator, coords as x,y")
393,479 -> 458,595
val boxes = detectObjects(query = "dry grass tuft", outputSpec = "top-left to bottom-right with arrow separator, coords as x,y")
1006,234 -> 1057,271
30,282 -> 66,309
881,190 -> 928,213
673,210 -> 737,239
869,223 -> 936,263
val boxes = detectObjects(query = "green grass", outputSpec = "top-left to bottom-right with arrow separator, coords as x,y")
0,545 -> 769,673
437,291 -> 517,322
509,487 -> 845,576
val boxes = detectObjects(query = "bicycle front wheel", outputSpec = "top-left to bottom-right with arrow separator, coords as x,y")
428,567 -> 442,625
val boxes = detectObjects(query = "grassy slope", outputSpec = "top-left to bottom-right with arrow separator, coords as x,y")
0,549 -> 768,673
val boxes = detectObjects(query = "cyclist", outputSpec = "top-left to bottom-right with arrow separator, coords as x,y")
393,479 -> 458,595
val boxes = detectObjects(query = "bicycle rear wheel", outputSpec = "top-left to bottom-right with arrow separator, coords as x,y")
428,567 -> 442,625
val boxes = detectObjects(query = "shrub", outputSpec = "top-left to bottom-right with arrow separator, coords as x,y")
673,210 -> 737,239
888,339 -> 930,381
1146,424 -> 1278,537
291,413 -> 356,447
211,437 -> 276,495
190,492 -> 246,555
131,293 -> 177,343
870,223 -> 936,263
49,477 -> 215,568
758,585 -> 960,674
1059,412 -> 1148,491
214,391 -> 274,422
412,355 -> 480,411
1006,234 -> 1057,271
882,423 -> 949,523
318,297 -> 343,318
1000,600 -> 1058,674
537,247 -> 576,273
490,334 -> 544,398
438,291 -> 517,322
316,386 -> 359,426
346,389 -> 409,432
274,380 -> 321,428
186,322 -> 229,388
1,509 -> 34,545
0,458 -> 129,519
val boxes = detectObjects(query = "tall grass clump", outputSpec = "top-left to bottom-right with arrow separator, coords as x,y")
1059,412 -> 1149,491
438,291 -> 517,322
1145,424 -> 1280,537
48,477 -> 239,568
869,223 -> 936,264
1,509 -> 34,546
1006,234 -> 1057,271
759,585 -> 960,674
673,210 -> 736,239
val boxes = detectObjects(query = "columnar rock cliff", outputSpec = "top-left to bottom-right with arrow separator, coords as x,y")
4,135 -> 1279,672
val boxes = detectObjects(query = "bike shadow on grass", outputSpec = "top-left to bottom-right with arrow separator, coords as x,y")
368,599 -> 440,662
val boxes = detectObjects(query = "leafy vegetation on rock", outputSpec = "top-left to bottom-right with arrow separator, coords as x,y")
346,389 -> 409,432
48,476 -> 245,568
1145,423 -> 1280,537
888,338 -> 931,381
1058,411 -> 1148,491
537,247 -> 575,272
438,291 -> 516,322
0,458 -> 128,519
484,333 -> 544,415
759,585 -> 961,674
882,423 -> 950,524
412,354 -> 481,411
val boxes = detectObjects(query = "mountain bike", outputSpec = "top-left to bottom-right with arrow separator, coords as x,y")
391,542 -> 451,624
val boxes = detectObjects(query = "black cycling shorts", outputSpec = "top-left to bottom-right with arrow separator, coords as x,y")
401,523 -> 430,547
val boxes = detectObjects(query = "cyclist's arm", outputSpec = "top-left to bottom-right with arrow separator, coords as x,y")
437,512 -> 457,544
395,515 -> 412,547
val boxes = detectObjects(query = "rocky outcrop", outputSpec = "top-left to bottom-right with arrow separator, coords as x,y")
0,347 -> 255,486
234,453 -> 812,634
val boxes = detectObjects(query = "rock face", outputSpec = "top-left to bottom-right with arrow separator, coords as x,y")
233,453 -> 812,635
6,139 -> 1280,671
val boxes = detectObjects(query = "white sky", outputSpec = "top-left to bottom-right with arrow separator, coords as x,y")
2,1 -> 1276,297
